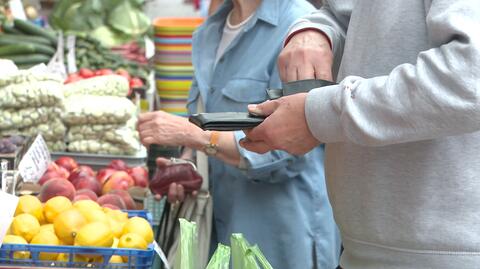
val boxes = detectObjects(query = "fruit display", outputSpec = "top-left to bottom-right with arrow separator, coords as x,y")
0,70 -> 66,152
38,158 -> 148,210
4,194 -> 153,264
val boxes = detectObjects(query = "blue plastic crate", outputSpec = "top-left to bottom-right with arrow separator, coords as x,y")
0,210 -> 155,269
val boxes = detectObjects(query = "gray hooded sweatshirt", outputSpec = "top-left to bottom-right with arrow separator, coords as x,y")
290,0 -> 480,268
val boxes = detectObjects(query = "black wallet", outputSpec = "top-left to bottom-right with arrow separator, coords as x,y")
189,112 -> 265,131
189,79 -> 336,131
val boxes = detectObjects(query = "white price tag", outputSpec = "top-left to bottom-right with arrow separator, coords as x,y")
66,35 -> 77,74
0,191 -> 19,247
153,241 -> 171,269
18,135 -> 51,183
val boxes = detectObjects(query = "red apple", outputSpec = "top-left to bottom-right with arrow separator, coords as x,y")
39,171 -> 66,186
46,162 -> 60,173
76,165 -> 96,176
127,166 -> 149,188
55,157 -> 78,172
108,190 -> 136,210
76,189 -> 98,201
101,204 -> 120,210
102,171 -> 134,194
73,194 -> 92,202
107,160 -> 129,171
96,168 -> 116,185
98,194 -> 126,209
38,178 -> 76,202
73,176 -> 102,196
68,166 -> 95,182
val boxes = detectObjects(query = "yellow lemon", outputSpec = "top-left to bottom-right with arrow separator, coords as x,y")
53,208 -> 87,245
44,196 -> 72,223
110,255 -> 124,263
118,233 -> 148,250
15,195 -> 44,224
2,235 -> 30,259
40,224 -> 55,234
108,218 -> 125,238
104,208 -> 128,223
11,213 -> 40,242
57,253 -> 92,263
30,231 -> 60,261
74,200 -> 101,217
122,217 -> 153,243
112,237 -> 119,248
82,209 -> 109,224
74,222 -> 114,248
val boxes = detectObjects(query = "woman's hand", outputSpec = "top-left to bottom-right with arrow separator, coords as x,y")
137,111 -> 201,148
153,157 -> 197,204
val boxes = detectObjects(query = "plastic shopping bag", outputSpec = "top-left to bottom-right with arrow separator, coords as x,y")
174,218 -> 198,269
231,234 -> 273,269
205,244 -> 231,269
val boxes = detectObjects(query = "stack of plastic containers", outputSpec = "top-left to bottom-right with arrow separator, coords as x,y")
153,18 -> 204,117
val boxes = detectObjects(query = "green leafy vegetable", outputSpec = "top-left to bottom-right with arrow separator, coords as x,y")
107,0 -> 150,36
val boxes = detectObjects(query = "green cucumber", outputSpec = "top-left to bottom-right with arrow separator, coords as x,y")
2,54 -> 51,65
0,34 -> 52,46
2,24 -> 23,34
0,41 -> 55,56
13,19 -> 57,45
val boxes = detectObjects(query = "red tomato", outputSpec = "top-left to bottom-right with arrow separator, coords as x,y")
79,68 -> 94,78
96,69 -> 114,76
116,69 -> 131,81
129,77 -> 144,88
64,73 -> 82,84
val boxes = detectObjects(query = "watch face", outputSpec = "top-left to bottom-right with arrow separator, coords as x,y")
204,145 -> 218,155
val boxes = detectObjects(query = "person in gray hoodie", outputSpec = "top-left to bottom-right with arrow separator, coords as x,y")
240,0 -> 480,268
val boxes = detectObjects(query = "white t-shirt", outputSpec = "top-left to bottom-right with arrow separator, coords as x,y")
214,11 -> 255,66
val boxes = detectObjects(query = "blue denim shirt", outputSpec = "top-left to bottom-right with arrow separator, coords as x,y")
189,1 -> 341,268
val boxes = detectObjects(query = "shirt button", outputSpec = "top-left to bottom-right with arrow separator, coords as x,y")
209,87 -> 215,93
219,57 -> 224,63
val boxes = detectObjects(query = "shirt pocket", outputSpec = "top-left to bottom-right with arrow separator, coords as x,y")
221,79 -> 268,110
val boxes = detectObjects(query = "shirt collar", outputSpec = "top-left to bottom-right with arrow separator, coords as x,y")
210,0 -> 280,27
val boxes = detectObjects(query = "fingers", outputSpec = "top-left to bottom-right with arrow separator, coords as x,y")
155,157 -> 171,167
138,112 -> 157,123
314,65 -> 333,81
239,139 -> 273,154
167,183 -> 178,204
176,184 -> 185,202
247,100 -> 279,117
140,136 -> 156,146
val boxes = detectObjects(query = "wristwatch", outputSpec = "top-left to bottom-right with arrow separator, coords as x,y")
203,131 -> 219,156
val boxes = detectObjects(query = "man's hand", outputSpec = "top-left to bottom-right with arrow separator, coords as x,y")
137,111 -> 201,148
278,30 -> 333,82
240,93 -> 321,155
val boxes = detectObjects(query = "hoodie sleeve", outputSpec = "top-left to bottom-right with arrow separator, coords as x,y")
305,0 -> 480,146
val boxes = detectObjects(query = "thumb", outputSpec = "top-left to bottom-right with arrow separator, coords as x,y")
248,100 -> 279,117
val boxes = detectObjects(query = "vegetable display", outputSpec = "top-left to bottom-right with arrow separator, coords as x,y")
49,0 -> 151,48
0,70 -> 66,152
0,19 -> 58,67
63,75 -> 129,97
63,95 -> 135,126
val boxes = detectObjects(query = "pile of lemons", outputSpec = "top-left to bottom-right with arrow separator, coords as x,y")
4,195 -> 154,263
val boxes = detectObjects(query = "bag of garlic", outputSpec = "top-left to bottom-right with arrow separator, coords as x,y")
63,95 -> 136,126
1,118 -> 66,141
67,139 -> 140,155
63,75 -> 129,97
0,106 -> 63,130
0,80 -> 64,109
67,124 -> 138,146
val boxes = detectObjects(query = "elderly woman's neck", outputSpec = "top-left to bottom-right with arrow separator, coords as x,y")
230,0 -> 261,25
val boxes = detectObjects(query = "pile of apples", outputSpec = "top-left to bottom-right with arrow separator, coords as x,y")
38,157 -> 149,210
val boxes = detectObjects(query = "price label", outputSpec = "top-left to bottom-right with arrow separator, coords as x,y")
0,191 -> 19,247
18,135 -> 51,183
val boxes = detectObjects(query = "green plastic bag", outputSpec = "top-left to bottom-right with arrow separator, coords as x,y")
205,244 -> 231,269
175,219 -> 198,269
230,234 -> 273,269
